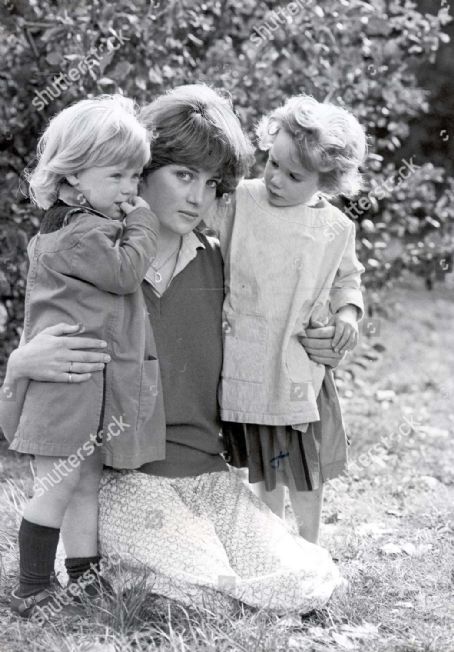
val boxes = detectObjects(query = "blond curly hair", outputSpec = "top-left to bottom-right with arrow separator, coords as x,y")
256,95 -> 367,198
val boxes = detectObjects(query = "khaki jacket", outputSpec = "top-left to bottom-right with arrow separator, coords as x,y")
10,194 -> 166,468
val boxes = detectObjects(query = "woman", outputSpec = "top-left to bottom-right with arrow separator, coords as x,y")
0,85 -> 347,614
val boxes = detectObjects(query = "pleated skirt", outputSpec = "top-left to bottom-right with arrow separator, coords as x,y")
222,369 -> 348,492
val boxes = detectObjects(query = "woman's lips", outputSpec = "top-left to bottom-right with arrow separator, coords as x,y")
178,210 -> 199,220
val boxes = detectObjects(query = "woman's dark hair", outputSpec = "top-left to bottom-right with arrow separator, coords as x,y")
140,84 -> 255,197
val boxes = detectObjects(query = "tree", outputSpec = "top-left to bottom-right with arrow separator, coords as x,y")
1,0 -> 453,371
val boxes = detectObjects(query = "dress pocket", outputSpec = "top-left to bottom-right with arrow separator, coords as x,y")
136,358 -> 160,431
222,314 -> 268,383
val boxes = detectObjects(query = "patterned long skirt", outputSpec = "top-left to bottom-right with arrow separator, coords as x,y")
98,467 -> 343,614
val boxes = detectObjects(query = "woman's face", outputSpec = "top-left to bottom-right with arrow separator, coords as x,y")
140,164 -> 221,235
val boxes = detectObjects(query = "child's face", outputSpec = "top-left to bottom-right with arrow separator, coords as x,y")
68,163 -> 142,219
264,130 -> 320,208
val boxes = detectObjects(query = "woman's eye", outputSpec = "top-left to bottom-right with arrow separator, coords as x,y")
289,173 -> 301,181
176,170 -> 192,181
207,179 -> 219,189
111,173 -> 122,179
270,159 -> 278,168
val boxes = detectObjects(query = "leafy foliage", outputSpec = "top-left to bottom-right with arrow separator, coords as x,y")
0,0 -> 453,370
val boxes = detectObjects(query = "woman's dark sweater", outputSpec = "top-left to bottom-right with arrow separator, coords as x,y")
140,232 -> 228,477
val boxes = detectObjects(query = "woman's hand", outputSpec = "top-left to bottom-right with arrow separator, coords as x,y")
8,323 -> 110,385
299,322 -> 346,368
1,322 -> 109,442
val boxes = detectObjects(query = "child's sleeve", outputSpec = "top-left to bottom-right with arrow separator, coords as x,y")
330,221 -> 365,319
65,207 -> 159,295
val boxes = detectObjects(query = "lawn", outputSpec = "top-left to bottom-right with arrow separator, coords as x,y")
0,273 -> 453,652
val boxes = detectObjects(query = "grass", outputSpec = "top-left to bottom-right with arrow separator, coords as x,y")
0,272 -> 453,651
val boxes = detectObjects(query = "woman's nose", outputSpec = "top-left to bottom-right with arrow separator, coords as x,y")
187,181 -> 204,206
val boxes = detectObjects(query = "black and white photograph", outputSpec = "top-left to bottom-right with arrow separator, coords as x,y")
0,0 -> 453,650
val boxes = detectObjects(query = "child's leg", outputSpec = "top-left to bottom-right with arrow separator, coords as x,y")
60,449 -> 110,594
18,455 -> 81,598
24,456 -> 81,526
288,476 -> 324,544
61,447 -> 103,558
248,480 -> 286,519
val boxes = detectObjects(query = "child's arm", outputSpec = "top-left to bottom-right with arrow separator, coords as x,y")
63,197 -> 160,295
330,221 -> 365,354
332,305 -> 359,354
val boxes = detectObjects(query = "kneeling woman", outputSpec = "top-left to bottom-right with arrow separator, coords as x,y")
1,84 -> 344,614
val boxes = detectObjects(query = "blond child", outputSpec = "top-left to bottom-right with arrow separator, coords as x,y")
214,95 -> 366,543
8,95 -> 165,616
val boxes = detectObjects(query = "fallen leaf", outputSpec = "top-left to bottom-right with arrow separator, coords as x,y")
385,509 -> 401,516
332,632 -> 358,649
420,475 -> 440,489
401,542 -> 416,556
414,543 -> 433,557
341,622 -> 380,639
306,625 -> 326,638
381,542 -> 402,555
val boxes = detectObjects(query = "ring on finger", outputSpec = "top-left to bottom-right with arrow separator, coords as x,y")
69,361 -> 73,373
67,373 -> 72,383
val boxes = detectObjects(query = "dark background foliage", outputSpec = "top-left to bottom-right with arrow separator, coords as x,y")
1,0 -> 453,374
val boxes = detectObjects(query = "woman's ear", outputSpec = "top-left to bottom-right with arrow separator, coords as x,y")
66,174 -> 79,187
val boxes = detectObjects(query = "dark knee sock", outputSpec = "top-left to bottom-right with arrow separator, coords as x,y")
65,555 -> 100,583
18,518 -> 60,597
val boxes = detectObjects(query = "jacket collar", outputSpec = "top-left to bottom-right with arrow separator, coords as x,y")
57,183 -> 110,220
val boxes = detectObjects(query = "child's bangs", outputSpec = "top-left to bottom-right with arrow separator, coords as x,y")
90,126 -> 150,170
292,133 -> 322,174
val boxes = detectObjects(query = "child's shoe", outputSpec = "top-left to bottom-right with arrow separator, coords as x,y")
10,574 -> 64,619
68,572 -> 114,603
10,575 -> 85,620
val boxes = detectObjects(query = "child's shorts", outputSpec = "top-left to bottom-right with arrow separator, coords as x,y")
222,369 -> 348,492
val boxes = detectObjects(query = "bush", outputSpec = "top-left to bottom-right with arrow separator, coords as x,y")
1,0 -> 453,371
